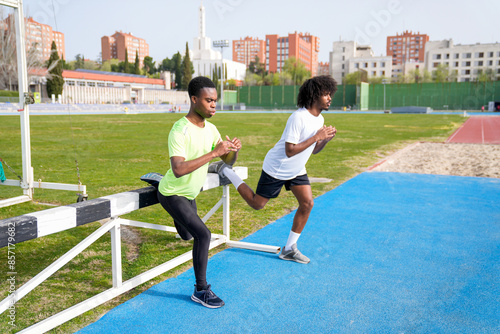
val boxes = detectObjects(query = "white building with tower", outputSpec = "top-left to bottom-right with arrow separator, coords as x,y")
191,1 -> 246,82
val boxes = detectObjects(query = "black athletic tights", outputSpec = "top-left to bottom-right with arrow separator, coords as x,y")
157,191 -> 211,290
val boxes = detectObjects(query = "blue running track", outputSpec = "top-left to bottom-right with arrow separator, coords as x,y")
78,172 -> 500,333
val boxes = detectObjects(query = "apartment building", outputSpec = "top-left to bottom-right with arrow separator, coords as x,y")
233,36 -> 265,66
101,31 -> 149,67
1,15 -> 65,61
425,39 -> 500,82
317,61 -> 330,76
329,41 -> 392,81
387,30 -> 429,65
265,32 -> 320,76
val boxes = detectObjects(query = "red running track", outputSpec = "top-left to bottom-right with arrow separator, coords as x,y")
446,116 -> 500,144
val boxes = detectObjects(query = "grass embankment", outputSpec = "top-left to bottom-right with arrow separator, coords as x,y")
0,112 -> 464,333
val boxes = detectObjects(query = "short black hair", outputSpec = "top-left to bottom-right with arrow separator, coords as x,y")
188,76 -> 216,98
297,75 -> 338,109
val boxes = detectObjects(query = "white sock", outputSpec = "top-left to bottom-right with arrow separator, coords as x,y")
284,231 -> 300,251
222,168 -> 245,189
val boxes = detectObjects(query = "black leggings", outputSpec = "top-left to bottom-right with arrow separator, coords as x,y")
157,191 -> 211,289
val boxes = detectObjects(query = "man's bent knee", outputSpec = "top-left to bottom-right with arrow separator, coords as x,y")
299,198 -> 314,212
251,202 -> 266,210
196,228 -> 211,242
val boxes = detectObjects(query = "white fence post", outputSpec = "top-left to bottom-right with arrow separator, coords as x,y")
223,185 -> 230,240
110,222 -> 122,288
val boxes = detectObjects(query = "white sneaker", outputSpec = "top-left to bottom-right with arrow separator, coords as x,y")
278,244 -> 310,264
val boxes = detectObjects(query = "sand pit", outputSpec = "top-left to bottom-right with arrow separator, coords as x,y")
370,142 -> 500,179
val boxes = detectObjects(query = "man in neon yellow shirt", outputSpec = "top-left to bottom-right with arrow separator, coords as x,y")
157,76 -> 241,308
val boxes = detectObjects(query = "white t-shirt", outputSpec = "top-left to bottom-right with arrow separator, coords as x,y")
262,108 -> 324,180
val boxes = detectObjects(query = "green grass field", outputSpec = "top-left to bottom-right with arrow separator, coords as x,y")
0,112 -> 464,333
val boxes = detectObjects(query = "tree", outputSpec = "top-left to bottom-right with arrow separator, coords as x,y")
477,68 -> 495,82
264,72 -> 280,86
160,56 -> 174,72
96,52 -> 102,66
134,51 -> 141,75
212,63 -> 220,92
100,59 -> 120,72
181,42 -> 193,90
61,55 -> 72,70
344,70 -> 367,85
74,54 -> 85,69
46,41 -> 64,99
367,76 -> 385,85
282,57 -> 310,85
244,56 -> 268,86
143,56 -> 156,75
67,54 -> 100,71
432,64 -> 456,83
0,9 -> 43,90
243,72 -> 259,86
124,49 -> 130,74
248,56 -> 266,76
226,78 -> 238,90
173,51 -> 182,89
408,68 -> 432,83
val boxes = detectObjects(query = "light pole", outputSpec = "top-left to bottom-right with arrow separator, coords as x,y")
382,79 -> 389,112
213,40 -> 229,110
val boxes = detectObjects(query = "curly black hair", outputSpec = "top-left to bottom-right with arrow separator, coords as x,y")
297,75 -> 338,109
188,76 -> 216,98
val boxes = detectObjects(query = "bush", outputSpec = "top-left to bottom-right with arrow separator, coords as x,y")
0,90 -> 19,97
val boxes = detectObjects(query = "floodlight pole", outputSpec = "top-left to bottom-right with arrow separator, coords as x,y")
213,40 -> 229,111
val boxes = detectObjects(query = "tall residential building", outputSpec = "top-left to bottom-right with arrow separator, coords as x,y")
1,15 -> 65,61
101,31 -> 149,67
424,39 -> 500,82
387,30 -> 429,65
265,32 -> 320,76
329,41 -> 392,80
232,36 -> 265,66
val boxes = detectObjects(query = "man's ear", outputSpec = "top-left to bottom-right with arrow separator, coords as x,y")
191,95 -> 197,104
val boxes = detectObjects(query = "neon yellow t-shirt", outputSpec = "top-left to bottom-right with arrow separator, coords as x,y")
158,116 -> 221,200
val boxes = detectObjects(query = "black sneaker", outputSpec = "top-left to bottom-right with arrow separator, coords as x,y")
191,285 -> 225,308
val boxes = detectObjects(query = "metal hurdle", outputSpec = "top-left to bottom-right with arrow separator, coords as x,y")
0,167 -> 280,333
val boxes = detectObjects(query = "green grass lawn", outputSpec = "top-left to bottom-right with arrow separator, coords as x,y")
0,112 -> 464,333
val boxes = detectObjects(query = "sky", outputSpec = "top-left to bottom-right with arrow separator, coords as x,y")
14,0 -> 500,65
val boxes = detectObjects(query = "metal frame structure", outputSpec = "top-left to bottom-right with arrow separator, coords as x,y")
0,169 -> 280,333
0,0 -> 86,208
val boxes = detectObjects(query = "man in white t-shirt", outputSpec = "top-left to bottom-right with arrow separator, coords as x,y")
217,75 -> 338,263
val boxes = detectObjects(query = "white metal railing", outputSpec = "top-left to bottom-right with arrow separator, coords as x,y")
0,169 -> 280,333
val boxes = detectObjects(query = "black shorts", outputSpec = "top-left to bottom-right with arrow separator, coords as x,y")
256,170 -> 310,199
